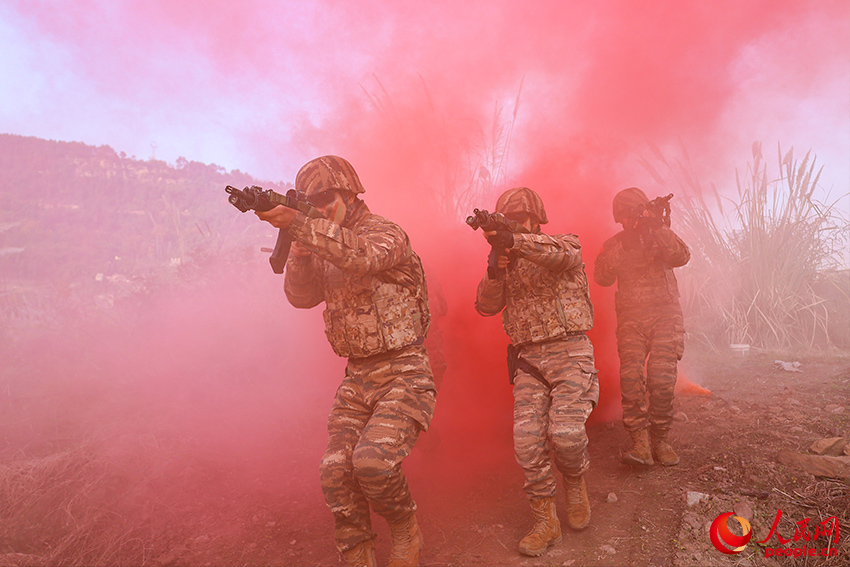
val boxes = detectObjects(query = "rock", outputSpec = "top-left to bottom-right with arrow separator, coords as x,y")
600,544 -> 616,555
733,501 -> 753,522
774,360 -> 802,372
686,491 -> 709,506
607,492 -> 618,503
810,437 -> 848,456
683,513 -> 702,531
832,406 -> 846,414
778,451 -> 850,479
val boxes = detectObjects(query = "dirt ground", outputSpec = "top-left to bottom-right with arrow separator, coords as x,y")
1,340 -> 848,567
149,350 -> 849,567
256,349 -> 849,567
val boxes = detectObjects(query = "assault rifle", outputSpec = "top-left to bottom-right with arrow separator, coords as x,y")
225,185 -> 325,274
466,209 -> 530,278
635,193 -> 674,230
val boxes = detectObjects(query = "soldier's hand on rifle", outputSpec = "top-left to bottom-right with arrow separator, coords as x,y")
290,242 -> 312,258
485,229 -> 514,251
483,229 -> 514,270
256,204 -> 297,229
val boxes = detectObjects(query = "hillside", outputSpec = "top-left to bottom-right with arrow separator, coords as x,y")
0,133 -> 288,282
0,133 -> 290,335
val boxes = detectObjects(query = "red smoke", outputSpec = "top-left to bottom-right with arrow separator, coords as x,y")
4,0 -> 848,557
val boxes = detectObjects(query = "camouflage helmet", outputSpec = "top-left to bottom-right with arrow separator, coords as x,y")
612,187 -> 649,223
495,187 -> 548,225
295,155 -> 365,197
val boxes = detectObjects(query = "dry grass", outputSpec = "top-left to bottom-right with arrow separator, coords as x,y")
0,447 -> 149,566
642,142 -> 850,352
769,479 -> 849,567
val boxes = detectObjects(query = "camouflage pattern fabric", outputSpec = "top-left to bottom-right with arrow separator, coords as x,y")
513,335 -> 599,498
475,229 -> 598,499
281,179 -> 436,554
594,226 -> 690,436
496,186 -> 549,224
319,345 -> 436,553
612,187 -> 649,223
476,232 -> 594,345
616,303 -> 684,434
284,199 -> 430,358
295,155 -> 366,196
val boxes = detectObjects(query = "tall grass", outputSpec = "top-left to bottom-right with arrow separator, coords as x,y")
642,142 -> 850,352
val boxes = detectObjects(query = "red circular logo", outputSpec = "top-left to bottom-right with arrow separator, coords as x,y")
710,512 -> 752,554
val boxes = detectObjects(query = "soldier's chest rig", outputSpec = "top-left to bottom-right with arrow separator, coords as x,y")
502,256 -> 593,346
614,231 -> 680,309
320,247 -> 430,359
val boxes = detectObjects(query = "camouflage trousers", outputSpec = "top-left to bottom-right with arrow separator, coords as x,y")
319,345 -> 437,553
513,334 -> 599,499
616,303 -> 685,436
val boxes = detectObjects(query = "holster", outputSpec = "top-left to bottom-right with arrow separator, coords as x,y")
506,343 -> 547,386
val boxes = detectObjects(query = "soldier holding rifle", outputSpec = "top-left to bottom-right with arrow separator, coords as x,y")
471,187 -> 599,558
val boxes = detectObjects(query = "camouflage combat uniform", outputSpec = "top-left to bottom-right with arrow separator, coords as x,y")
476,231 -> 598,499
594,225 -> 689,437
284,186 -> 435,555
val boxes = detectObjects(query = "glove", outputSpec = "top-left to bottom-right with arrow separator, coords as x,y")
486,230 -> 514,250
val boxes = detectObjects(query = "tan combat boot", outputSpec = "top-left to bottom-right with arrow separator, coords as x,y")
563,475 -> 591,530
518,496 -> 562,557
622,428 -> 654,466
341,539 -> 377,567
388,513 -> 423,567
651,432 -> 680,466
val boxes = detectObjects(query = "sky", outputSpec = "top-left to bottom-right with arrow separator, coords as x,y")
1,0 -> 847,204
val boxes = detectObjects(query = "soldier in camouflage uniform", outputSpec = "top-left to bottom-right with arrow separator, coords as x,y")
593,187 -> 690,467
255,156 -> 436,567
475,187 -> 599,557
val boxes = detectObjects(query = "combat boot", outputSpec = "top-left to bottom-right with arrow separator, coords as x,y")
388,513 -> 423,567
341,539 -> 377,567
563,475 -> 591,530
651,432 -> 680,466
518,496 -> 562,557
622,428 -> 654,466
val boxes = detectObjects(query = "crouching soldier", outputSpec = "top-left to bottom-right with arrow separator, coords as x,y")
474,187 -> 599,557
256,155 -> 436,567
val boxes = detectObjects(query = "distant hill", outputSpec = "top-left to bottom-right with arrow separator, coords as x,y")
0,133 -> 288,283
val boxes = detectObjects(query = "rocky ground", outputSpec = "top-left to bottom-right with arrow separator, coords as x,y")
1,344 -> 847,567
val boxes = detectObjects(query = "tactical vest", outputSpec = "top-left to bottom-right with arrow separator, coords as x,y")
320,249 -> 430,359
502,255 -> 594,345
612,232 -> 680,311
